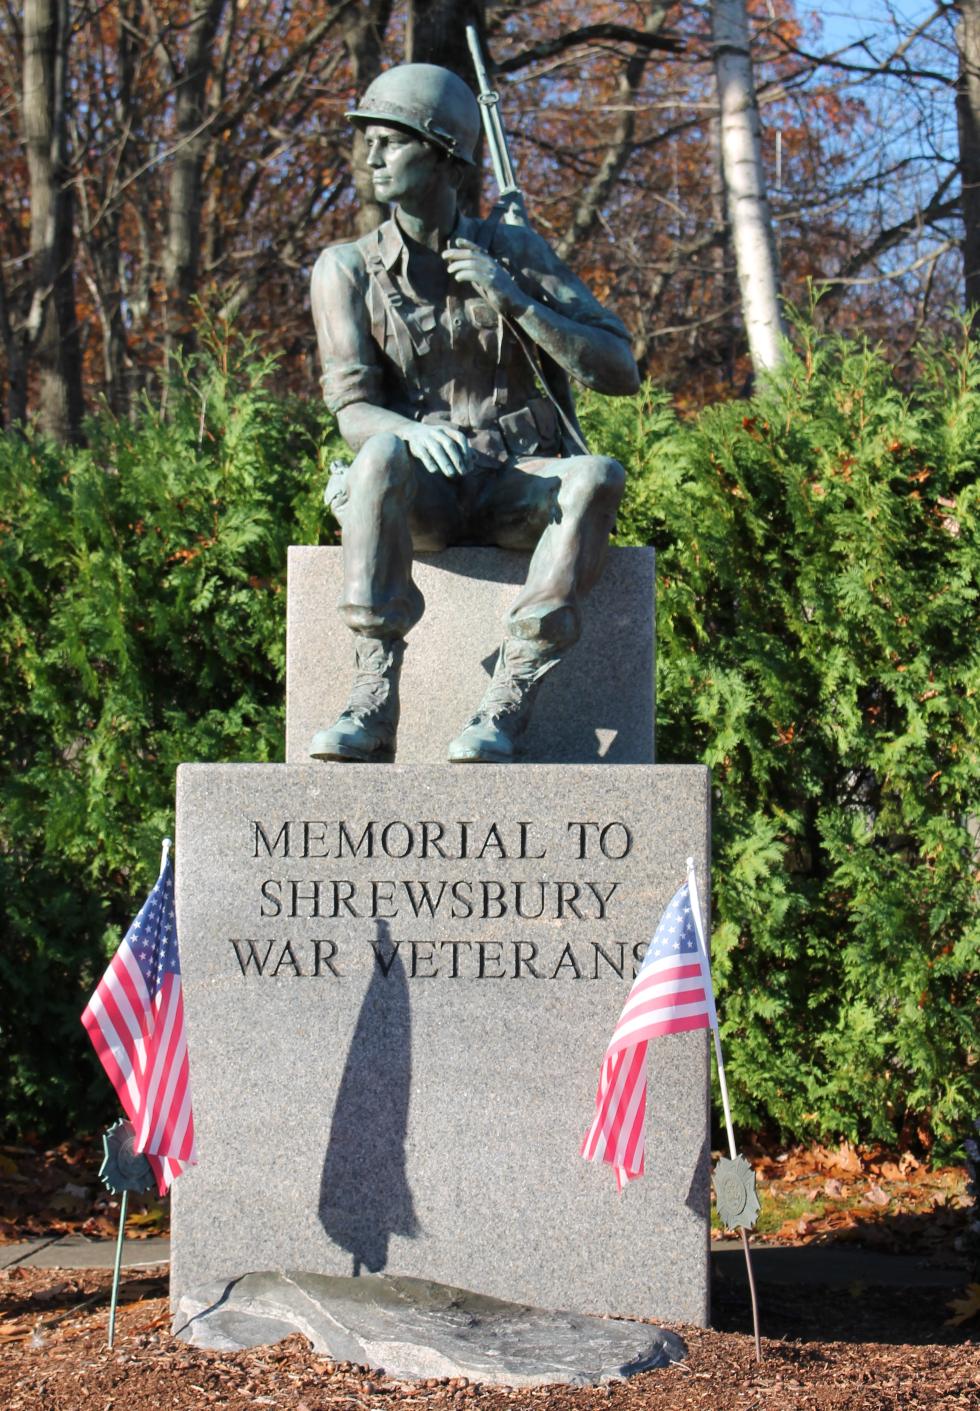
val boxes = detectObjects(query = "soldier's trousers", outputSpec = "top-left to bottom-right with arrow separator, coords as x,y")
326,430 -> 626,652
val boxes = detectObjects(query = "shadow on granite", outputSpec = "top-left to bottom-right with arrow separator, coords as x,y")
319,922 -> 418,1275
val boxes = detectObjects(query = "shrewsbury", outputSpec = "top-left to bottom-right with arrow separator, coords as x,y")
258,877 -> 619,921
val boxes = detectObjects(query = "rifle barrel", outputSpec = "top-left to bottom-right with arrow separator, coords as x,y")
466,24 -> 521,198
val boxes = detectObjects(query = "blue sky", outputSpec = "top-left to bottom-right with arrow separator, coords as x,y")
801,1 -> 941,53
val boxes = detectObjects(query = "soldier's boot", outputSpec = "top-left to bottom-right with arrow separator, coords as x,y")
309,636 -> 405,763
447,636 -> 561,764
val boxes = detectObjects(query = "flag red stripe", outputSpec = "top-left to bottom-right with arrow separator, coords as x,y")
614,1047 -> 648,1166
100,955 -> 150,1088
616,967 -> 706,1014
586,1042 -> 648,1181
616,985 -> 708,1026
629,961 -> 704,990
580,1053 -> 620,1162
80,1000 -> 132,1103
138,979 -> 180,1149
618,993 -> 704,1025
582,1050 -> 633,1164
643,1010 -> 712,1037
619,1075 -> 647,1176
609,1052 -> 647,1176
154,1039 -> 190,1156
144,990 -> 192,1163
145,983 -> 189,1155
82,965 -> 148,1120
167,1066 -> 195,1162
611,997 -> 710,1051
582,1055 -> 612,1154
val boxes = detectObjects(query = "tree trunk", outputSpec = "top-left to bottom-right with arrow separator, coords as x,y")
162,0 -> 227,361
711,0 -> 785,375
340,0 -> 395,236
407,0 -> 485,216
0,261 -> 28,427
709,110 -> 741,390
23,0 -> 83,440
957,0 -> 980,325
103,0 -> 142,416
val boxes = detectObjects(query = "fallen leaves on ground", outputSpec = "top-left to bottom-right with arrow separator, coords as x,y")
0,1139 -> 168,1243
711,1140 -> 972,1254
0,1266 -> 977,1411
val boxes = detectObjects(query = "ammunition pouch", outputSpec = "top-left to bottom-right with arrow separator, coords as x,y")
498,397 -> 561,458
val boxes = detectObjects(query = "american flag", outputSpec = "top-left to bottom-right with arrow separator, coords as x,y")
81,855 -> 196,1194
581,876 -> 715,1190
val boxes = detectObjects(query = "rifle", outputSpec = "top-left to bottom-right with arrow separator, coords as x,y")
465,24 -> 528,226
465,25 -> 591,453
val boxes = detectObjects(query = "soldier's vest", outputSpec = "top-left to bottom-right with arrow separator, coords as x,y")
354,215 -> 581,461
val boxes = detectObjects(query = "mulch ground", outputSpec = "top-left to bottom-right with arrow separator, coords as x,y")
2,1137 -> 978,1408
1,1262 -> 977,1411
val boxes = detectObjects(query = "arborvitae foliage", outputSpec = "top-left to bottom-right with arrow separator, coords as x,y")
581,321 -> 979,1154
0,327 -> 341,1137
2,322 -> 977,1153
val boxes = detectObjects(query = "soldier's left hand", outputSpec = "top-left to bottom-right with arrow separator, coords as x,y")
443,239 -> 530,319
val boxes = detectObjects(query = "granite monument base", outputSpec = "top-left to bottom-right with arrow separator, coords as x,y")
172,762 -> 711,1328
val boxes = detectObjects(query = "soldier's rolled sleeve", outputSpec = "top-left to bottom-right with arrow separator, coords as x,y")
506,226 -> 632,343
311,244 -> 384,414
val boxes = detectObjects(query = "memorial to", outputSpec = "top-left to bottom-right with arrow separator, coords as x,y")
171,53 -> 712,1373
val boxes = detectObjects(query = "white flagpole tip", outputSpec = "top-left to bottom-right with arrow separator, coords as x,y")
160,837 -> 173,874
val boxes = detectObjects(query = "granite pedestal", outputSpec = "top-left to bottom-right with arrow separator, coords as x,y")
286,546 -> 655,765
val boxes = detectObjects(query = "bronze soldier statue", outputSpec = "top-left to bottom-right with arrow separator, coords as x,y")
309,63 -> 639,764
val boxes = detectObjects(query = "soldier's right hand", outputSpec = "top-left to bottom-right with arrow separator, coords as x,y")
404,423 -> 470,478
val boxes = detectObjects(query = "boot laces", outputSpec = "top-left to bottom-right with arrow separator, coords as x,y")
480,674 -> 526,720
477,643 -> 555,723
344,641 -> 397,724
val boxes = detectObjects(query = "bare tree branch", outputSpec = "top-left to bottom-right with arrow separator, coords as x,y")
494,21 -> 683,75
556,5 -> 671,259
815,173 -> 959,313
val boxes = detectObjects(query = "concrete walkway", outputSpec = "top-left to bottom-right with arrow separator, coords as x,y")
1,1234 -> 170,1271
1,1235 -> 966,1289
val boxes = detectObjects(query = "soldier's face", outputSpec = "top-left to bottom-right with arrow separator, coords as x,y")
363,124 -> 445,204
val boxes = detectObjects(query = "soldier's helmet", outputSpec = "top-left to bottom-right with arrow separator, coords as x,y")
346,64 -> 481,166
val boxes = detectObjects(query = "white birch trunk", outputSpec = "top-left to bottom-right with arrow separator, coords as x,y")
711,0 -> 786,373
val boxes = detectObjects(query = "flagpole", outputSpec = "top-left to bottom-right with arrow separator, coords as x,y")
687,858 -> 762,1364
160,836 -> 172,876
107,1189 -> 128,1349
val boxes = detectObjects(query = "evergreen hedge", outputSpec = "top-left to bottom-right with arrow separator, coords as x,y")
0,334 -> 341,1137
1,324 -> 977,1153
581,323 -> 980,1153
